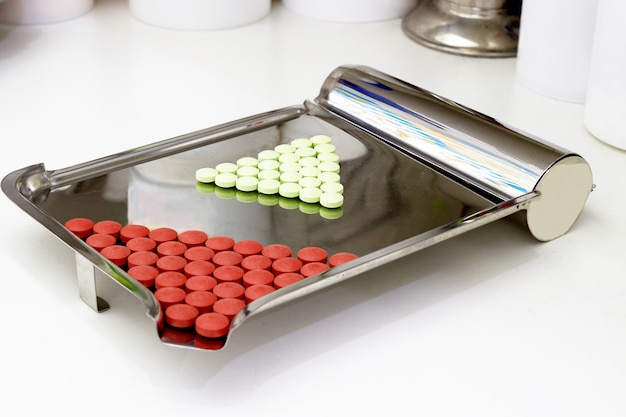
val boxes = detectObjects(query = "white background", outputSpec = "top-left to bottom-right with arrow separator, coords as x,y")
1,1 -> 624,416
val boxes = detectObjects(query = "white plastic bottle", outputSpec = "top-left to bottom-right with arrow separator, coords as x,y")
0,0 -> 93,24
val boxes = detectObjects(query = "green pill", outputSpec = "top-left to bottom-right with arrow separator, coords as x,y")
237,156 -> 258,167
258,169 -> 280,181
320,192 -> 344,208
321,182 -> 344,194
215,172 -> 237,188
279,197 -> 300,210
196,182 -> 216,194
318,171 -> 340,183
196,167 -> 218,183
310,134 -> 332,145
299,187 -> 322,204
237,166 -> 259,177
299,176 -> 322,188
300,166 -> 321,177
279,182 -> 301,199
278,152 -> 300,164
314,143 -> 336,154
280,171 -> 302,183
317,152 -> 339,163
258,159 -> 280,171
318,161 -> 340,173
236,176 -> 258,192
215,187 -> 236,200
258,193 -> 279,206
291,138 -> 313,148
216,162 -> 238,174
320,207 -> 343,219
236,191 -> 258,203
299,202 -> 320,215
258,179 -> 280,195
275,144 -> 296,154
258,149 -> 279,161
279,161 -> 301,173
295,147 -> 317,158
299,156 -> 320,167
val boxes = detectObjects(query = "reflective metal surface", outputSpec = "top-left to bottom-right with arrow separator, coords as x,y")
402,0 -> 521,57
2,65 -> 593,351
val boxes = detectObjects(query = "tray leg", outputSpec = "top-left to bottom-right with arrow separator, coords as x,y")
75,252 -> 110,313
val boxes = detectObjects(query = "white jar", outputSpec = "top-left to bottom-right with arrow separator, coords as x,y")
282,0 -> 418,23
129,0 -> 271,31
0,0 -> 93,25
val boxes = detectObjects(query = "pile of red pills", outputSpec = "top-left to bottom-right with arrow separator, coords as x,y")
64,217 -> 358,348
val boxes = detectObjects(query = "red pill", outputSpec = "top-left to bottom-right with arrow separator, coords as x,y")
86,233 -> 116,252
184,260 -> 215,277
165,303 -> 199,328
297,246 -> 328,264
194,335 -> 225,350
242,269 -> 275,288
212,298 -> 245,321
127,265 -> 159,287
272,257 -> 303,275
205,235 -> 235,252
127,250 -> 159,268
126,237 -> 157,252
161,327 -> 195,345
245,284 -> 275,303
149,227 -> 178,244
157,241 -> 187,257
156,255 -> 188,273
212,250 -> 243,267
92,220 -> 123,238
185,275 -> 217,293
185,290 -> 217,314
233,239 -> 263,256
184,246 -> 215,262
300,262 -> 331,277
262,243 -> 292,260
195,312 -> 230,338
328,252 -> 358,267
213,265 -> 244,284
155,271 -> 187,290
178,230 -> 208,247
241,254 -> 272,272
154,287 -> 187,310
65,217 -> 94,238
119,224 -> 150,243
213,282 -> 245,300
274,272 -> 304,289
100,245 -> 131,267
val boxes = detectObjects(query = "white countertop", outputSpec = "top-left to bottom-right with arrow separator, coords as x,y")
1,1 -> 624,415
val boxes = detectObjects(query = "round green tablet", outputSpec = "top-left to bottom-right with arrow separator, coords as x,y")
314,143 -> 336,154
258,149 -> 279,161
318,161 -> 340,173
278,152 -> 300,164
236,166 -> 259,177
236,176 -> 258,192
317,152 -> 339,163
258,159 -> 280,171
299,187 -> 322,204
291,138 -> 313,148
257,179 -> 280,195
279,182 -> 301,199
318,171 -> 340,183
274,144 -> 296,154
320,192 -> 344,208
279,161 -> 301,173
237,156 -> 258,167
215,172 -> 237,188
310,134 -> 332,145
299,156 -> 320,167
196,167 -> 218,183
295,147 -> 317,158
258,169 -> 280,181
299,176 -> 322,188
216,162 -> 238,174
320,182 -> 344,194
300,166 -> 321,177
280,171 -> 301,183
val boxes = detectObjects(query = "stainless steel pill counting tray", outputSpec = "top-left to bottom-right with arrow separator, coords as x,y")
2,65 -> 594,351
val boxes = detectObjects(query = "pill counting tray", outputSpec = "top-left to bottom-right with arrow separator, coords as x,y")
2,65 -> 593,351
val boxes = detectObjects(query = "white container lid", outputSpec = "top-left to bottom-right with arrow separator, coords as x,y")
0,0 -> 93,25
282,0 -> 418,23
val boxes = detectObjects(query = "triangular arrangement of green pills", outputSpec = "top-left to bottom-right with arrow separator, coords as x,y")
195,134 -> 344,209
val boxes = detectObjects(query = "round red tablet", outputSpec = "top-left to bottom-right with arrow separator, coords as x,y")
212,298 -> 245,321
212,250 -> 243,267
127,250 -> 159,268
119,224 -> 150,243
92,220 -> 122,238
156,255 -> 188,273
184,260 -> 215,277
233,239 -> 263,256
100,245 -> 131,267
148,227 -> 178,244
328,252 -> 358,267
185,275 -> 217,293
154,287 -> 187,309
297,246 -> 328,264
157,241 -> 187,257
178,230 -> 208,247
242,269 -> 275,288
184,246 -> 215,262
85,233 -> 116,252
245,284 -> 275,303
273,272 -> 304,289
300,262 -> 331,277
213,265 -> 244,284
262,243 -> 292,260
165,303 -> 199,328
241,254 -> 272,272
205,235 -> 235,252
272,257 -> 303,275
155,271 -> 187,290
213,282 -> 245,300
126,237 -> 157,252
127,265 -> 159,287
65,217 -> 94,238
195,312 -> 230,338
185,290 -> 217,314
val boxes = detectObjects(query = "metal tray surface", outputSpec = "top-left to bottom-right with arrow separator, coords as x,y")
2,65 -> 593,351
